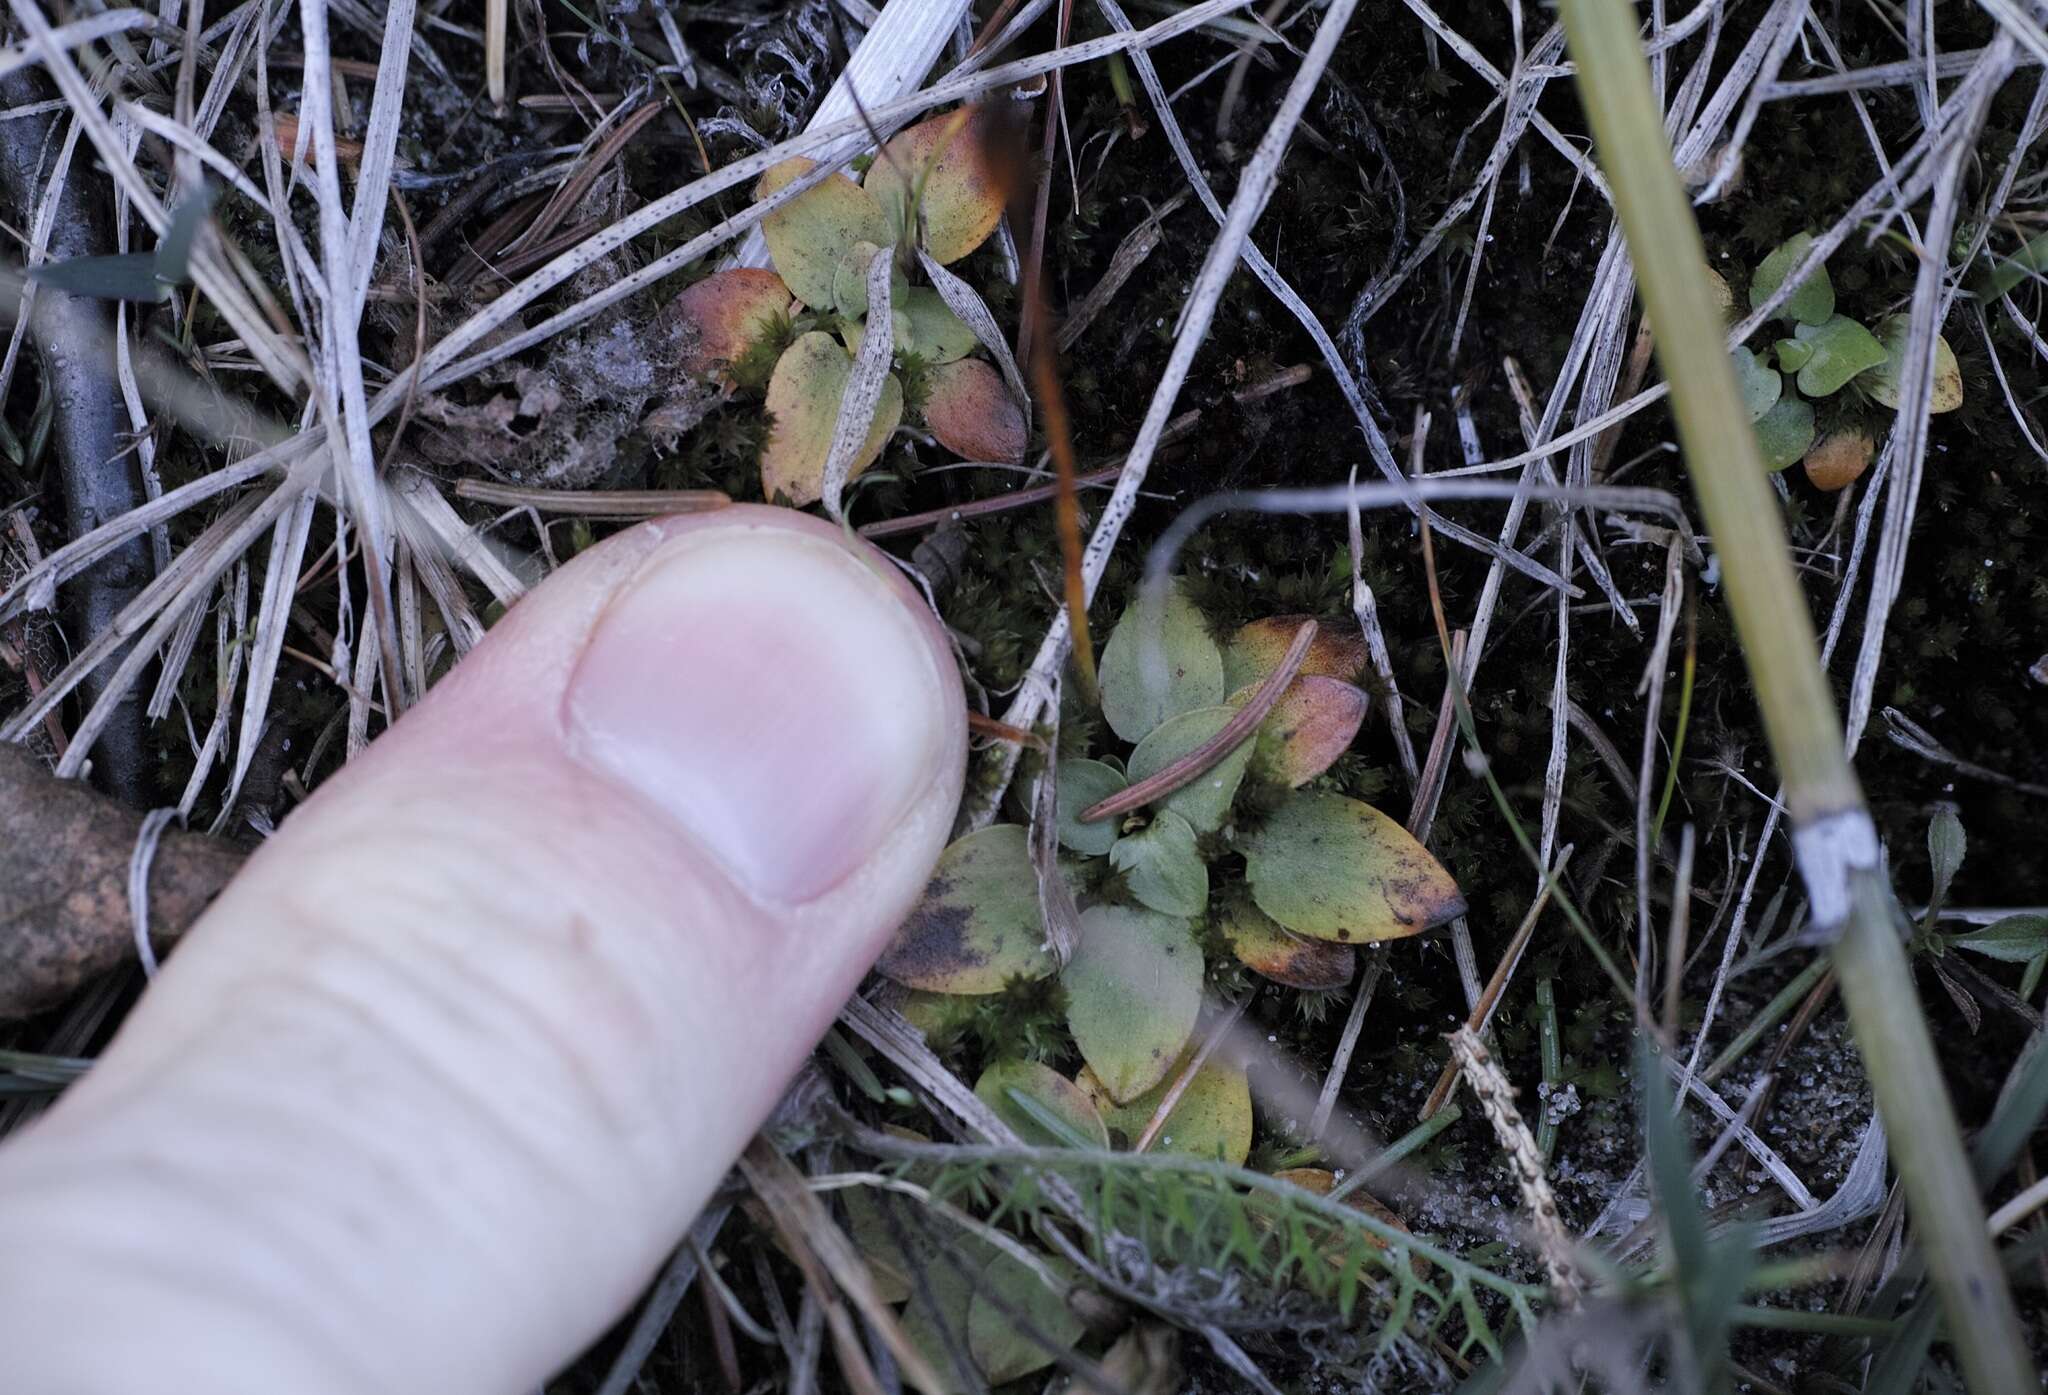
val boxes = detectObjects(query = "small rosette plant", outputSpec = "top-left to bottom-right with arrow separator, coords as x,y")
1735,231 -> 1964,492
874,581 -> 1467,1167
668,106 -> 1027,506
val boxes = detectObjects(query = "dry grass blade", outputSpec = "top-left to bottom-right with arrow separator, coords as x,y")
1449,1028 -> 1584,1308
739,1138 -> 943,1395
1421,847 -> 1573,1120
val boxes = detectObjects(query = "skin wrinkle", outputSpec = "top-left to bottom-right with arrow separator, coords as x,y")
0,1120 -> 394,1393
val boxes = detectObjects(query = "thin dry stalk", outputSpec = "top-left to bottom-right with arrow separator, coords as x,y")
1448,1027 -> 1584,1308
1421,846 -> 1573,1120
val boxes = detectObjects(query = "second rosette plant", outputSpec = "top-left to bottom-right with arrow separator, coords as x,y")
876,582 -> 1467,1165
670,106 -> 1028,506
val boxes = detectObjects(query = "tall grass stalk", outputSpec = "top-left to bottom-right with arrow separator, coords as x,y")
1556,2 -> 2035,1389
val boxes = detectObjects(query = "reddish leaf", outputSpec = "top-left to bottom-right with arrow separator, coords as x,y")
669,268 -> 792,379
923,358 -> 1025,463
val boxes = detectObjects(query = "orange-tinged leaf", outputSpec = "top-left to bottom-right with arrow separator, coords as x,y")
877,824 -> 1055,993
755,157 -> 890,309
761,332 -> 901,506
1228,675 -> 1367,787
1239,792 -> 1465,942
1221,616 -> 1368,691
1079,1051 -> 1254,1166
1802,430 -> 1875,492
1269,1168 -> 1426,1276
1214,894 -> 1355,989
864,106 -> 1005,265
669,267 -> 791,378
923,358 -> 1025,463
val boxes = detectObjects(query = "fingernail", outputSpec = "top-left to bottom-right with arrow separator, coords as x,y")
564,520 -> 951,906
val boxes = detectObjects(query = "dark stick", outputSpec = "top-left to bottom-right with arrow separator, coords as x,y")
0,67 -> 155,805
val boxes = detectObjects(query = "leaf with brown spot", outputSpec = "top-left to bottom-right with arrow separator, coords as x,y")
756,157 -> 891,309
1239,792 -> 1465,943
923,359 -> 1025,464
668,268 -> 791,379
1213,893 -> 1355,989
761,332 -> 902,506
877,824 -> 1055,994
1064,904 -> 1201,1103
1079,1050 -> 1254,1166
1221,616 -> 1367,691
1227,675 -> 1366,788
864,107 -> 1005,266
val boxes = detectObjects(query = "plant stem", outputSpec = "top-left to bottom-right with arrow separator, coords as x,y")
1556,3 -> 2035,1391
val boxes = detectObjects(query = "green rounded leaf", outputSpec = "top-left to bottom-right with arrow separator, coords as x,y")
965,1253 -> 1084,1386
842,1184 -> 925,1305
669,267 -> 791,379
1081,1051 -> 1254,1166
1792,314 -> 1889,397
1214,893 -> 1355,989
1863,316 -> 1964,413
1126,705 -> 1253,833
832,239 -> 909,319
864,106 -> 1005,265
1752,394 -> 1816,472
1772,337 -> 1812,374
1065,904 -> 1202,1103
1731,346 -> 1782,422
1055,759 -> 1127,856
896,989 -> 980,1042
756,157 -> 891,309
1751,231 -> 1834,326
1239,792 -> 1465,942
878,824 -> 1054,993
1230,675 -> 1367,788
975,1059 -> 1110,1149
900,1235 -> 997,1395
1220,616 -> 1368,691
1108,810 -> 1208,917
901,285 -> 978,364
760,332 -> 902,506
1099,580 -> 1225,743
923,358 -> 1026,464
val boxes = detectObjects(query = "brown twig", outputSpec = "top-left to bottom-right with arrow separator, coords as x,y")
0,744 -> 244,1019
1079,620 -> 1315,822
452,480 -> 729,517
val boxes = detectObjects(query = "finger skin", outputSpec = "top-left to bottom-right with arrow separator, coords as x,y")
0,506 -> 965,1394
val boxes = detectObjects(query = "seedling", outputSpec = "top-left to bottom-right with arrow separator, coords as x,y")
25,183 -> 216,302
878,581 -> 1465,1153
1736,231 -> 1963,492
669,107 -> 1027,507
